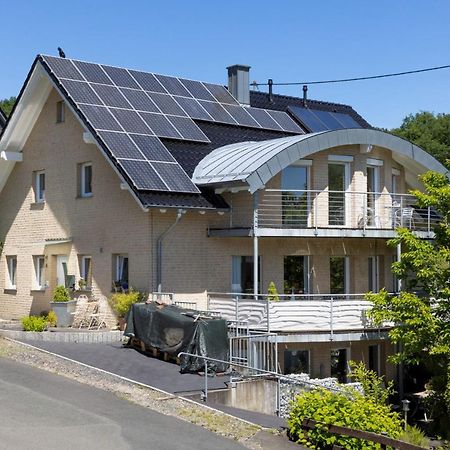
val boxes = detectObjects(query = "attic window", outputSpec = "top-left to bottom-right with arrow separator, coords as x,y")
56,101 -> 65,123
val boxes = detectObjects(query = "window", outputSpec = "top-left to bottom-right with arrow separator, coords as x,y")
328,163 -> 349,226
367,165 -> 381,227
368,256 -> 379,292
80,163 -> 92,197
369,344 -> 380,375
56,101 -> 65,123
330,256 -> 348,295
284,255 -> 309,295
33,256 -> 45,289
79,256 -> 92,288
231,256 -> 261,294
114,255 -> 129,289
281,163 -> 310,227
34,170 -> 45,203
6,256 -> 17,289
284,350 -> 310,375
331,348 -> 348,383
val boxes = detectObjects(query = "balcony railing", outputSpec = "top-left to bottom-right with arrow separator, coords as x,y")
210,190 -> 441,235
207,292 -> 386,335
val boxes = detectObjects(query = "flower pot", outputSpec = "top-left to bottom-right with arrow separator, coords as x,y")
50,300 -> 77,327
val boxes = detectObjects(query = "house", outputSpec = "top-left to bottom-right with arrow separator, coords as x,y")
0,55 -> 445,382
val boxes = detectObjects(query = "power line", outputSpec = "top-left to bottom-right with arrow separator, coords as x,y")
252,64 -> 450,86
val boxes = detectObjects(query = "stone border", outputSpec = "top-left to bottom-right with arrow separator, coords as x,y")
0,329 -> 122,343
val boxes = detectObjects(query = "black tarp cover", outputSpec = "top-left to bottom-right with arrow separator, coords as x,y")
124,302 -> 229,373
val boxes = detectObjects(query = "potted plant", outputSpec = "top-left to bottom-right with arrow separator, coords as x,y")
109,289 -> 141,330
78,277 -> 88,291
50,285 -> 77,327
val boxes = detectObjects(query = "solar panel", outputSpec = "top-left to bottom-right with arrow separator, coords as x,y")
140,112 -> 182,139
147,92 -> 187,116
78,104 -> 122,131
288,106 -> 328,132
222,104 -> 260,128
118,159 -> 167,190
152,162 -> 197,192
61,79 -> 102,104
44,56 -> 83,80
73,60 -> 113,85
154,74 -> 192,97
102,65 -> 140,89
203,82 -> 238,104
167,116 -> 210,142
110,108 -> 153,134
128,70 -> 167,93
246,107 -> 283,130
179,79 -> 216,101
267,110 -> 304,133
199,101 -> 237,124
98,131 -> 144,159
129,134 -> 176,162
313,110 -> 345,130
332,112 -> 361,128
119,88 -> 160,112
173,96 -> 212,121
90,84 -> 131,108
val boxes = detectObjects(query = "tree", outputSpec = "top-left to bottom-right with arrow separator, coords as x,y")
368,170 -> 450,436
0,96 -> 16,117
390,112 -> 450,168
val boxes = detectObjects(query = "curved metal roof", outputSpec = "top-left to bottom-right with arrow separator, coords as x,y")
192,128 -> 447,193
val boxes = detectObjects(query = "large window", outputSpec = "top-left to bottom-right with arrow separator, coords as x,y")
281,164 -> 310,227
34,170 -> 45,203
6,256 -> 17,289
114,255 -> 129,289
331,348 -> 348,383
369,344 -> 380,375
80,163 -> 92,197
330,256 -> 348,295
284,350 -> 310,375
284,255 -> 309,295
368,256 -> 379,292
33,256 -> 45,289
231,256 -> 261,294
328,163 -> 347,226
367,165 -> 381,226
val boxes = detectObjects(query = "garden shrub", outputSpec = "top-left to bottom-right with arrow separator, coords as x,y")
52,285 -> 71,302
288,388 -> 403,449
109,289 -> 141,318
21,315 -> 48,332
267,281 -> 280,301
46,310 -> 57,327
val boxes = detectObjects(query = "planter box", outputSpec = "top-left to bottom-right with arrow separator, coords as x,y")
50,300 -> 77,327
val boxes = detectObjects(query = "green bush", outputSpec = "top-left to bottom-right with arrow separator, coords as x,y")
46,310 -> 57,327
288,388 -> 403,449
398,425 -> 430,448
267,281 -> 280,301
22,316 -> 48,332
109,290 -> 141,318
52,285 -> 71,302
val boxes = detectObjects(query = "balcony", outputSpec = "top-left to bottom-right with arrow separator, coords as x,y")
208,292 -> 390,341
209,190 -> 440,239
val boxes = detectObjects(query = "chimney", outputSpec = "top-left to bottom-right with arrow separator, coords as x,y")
227,64 -> 251,105
302,85 -> 308,107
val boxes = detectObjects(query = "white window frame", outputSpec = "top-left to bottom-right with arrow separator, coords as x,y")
56,100 -> 65,123
6,256 -> 17,289
35,170 -> 45,203
327,161 -> 351,227
33,255 -> 46,289
115,254 -> 129,285
80,163 -> 92,197
80,255 -> 92,287
368,256 -> 379,292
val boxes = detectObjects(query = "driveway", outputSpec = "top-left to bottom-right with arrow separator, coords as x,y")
0,357 -> 246,450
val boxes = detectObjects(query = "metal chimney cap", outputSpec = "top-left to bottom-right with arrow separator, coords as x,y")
226,64 -> 251,71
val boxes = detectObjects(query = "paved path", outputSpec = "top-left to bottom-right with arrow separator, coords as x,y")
20,340 -> 287,430
0,357 -> 245,450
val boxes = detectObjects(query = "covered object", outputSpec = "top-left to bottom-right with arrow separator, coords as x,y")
124,302 -> 229,373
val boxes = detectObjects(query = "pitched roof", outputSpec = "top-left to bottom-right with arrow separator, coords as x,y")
0,55 -> 373,210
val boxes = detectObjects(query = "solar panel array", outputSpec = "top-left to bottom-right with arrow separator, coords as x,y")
287,105 -> 362,133
41,55 -> 304,194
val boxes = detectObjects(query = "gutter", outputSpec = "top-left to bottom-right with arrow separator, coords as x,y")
156,208 -> 184,292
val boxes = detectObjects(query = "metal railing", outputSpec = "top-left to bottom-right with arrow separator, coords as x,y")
208,292 -> 382,335
210,190 -> 441,234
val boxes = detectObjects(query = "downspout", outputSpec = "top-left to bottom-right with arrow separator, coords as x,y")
156,209 -> 184,292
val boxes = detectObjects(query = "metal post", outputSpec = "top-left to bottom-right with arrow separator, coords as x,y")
266,296 -> 270,332
330,297 -> 334,341
427,207 -> 431,235
276,377 -> 281,417
396,243 -> 402,292
253,191 -> 259,300
203,360 -> 208,402
314,191 -> 318,235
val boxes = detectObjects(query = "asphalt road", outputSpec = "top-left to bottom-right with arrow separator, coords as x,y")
0,357 -> 245,450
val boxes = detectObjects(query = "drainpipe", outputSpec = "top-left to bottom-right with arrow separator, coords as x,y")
156,209 -> 184,292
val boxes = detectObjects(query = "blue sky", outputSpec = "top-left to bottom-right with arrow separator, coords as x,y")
0,0 -> 449,128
